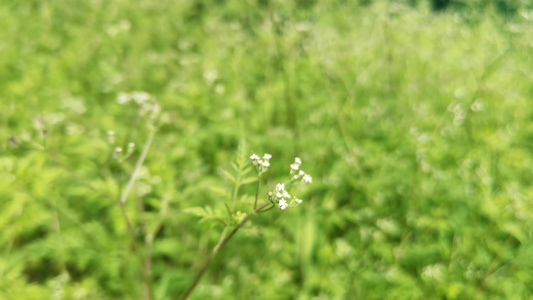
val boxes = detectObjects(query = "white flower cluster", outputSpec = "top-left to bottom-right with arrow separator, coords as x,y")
250,153 -> 271,176
268,183 -> 302,210
117,91 -> 160,122
289,157 -> 312,183
117,91 -> 151,104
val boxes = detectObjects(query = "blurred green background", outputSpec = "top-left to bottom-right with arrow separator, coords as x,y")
2,0 -> 533,299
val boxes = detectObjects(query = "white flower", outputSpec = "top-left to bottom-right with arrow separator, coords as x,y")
263,153 -> 272,160
262,161 -> 270,167
131,91 -> 151,104
282,190 -> 290,198
276,183 -> 285,191
117,93 -> 131,104
299,170 -> 305,175
303,174 -> 312,183
279,199 -> 288,210
290,163 -> 300,171
250,154 -> 261,166
295,157 -> 302,165
204,70 -> 218,84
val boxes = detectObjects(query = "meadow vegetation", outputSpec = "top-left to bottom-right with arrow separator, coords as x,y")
1,0 -> 533,299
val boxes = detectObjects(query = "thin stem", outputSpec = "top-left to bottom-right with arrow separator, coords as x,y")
137,193 -> 152,300
42,127 -> 157,300
118,129 -> 156,300
118,203 -> 154,300
180,202 -> 271,300
117,129 -> 157,300
254,177 -> 260,209
120,129 -> 156,204
258,204 -> 275,213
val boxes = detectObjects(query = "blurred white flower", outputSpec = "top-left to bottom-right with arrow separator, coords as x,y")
303,174 -> 312,183
131,91 -> 151,104
268,182 -> 304,210
250,153 -> 260,162
117,93 -> 131,104
279,199 -> 288,210
204,70 -> 218,84
250,153 -> 271,175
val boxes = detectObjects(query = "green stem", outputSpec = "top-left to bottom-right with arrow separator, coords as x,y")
180,202 -> 271,300
118,129 -> 157,300
258,204 -> 275,213
119,129 -> 156,204
118,203 -> 154,300
254,177 -> 260,209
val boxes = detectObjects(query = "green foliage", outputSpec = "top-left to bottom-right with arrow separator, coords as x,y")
2,0 -> 533,299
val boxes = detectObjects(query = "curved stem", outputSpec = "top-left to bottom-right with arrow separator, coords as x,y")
258,204 -> 275,213
180,202 -> 271,300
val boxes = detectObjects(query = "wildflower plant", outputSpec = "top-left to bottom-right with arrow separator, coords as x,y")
181,143 -> 312,300
265,157 -> 311,210
8,95 -> 168,300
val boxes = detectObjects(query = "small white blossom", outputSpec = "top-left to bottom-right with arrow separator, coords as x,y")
264,156 -> 311,211
251,153 -> 271,175
131,91 -> 151,104
107,131 -> 116,144
303,174 -> 312,183
117,93 -> 131,104
204,70 -> 218,84
279,199 -> 288,210
250,154 -> 261,165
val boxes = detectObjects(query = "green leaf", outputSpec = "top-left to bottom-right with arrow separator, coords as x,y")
240,176 -> 257,185
208,185 -> 230,199
220,169 -> 236,183
182,207 -> 208,218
